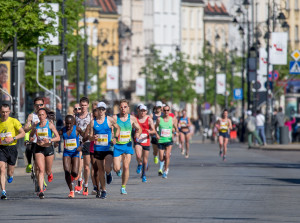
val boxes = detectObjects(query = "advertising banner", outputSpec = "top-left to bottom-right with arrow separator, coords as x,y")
216,73 -> 226,95
136,78 -> 146,96
195,76 -> 204,94
0,61 -> 11,102
106,66 -> 119,90
270,32 -> 288,65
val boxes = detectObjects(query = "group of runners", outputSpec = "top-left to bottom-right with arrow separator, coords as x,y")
0,97 -> 194,200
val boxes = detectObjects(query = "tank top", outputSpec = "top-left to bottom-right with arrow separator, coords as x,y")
152,113 -> 163,138
116,114 -> 132,145
62,125 -> 79,151
36,120 -> 52,142
93,117 -> 112,151
179,116 -> 189,128
135,117 -> 150,146
76,112 -> 91,142
219,119 -> 229,133
158,116 -> 173,143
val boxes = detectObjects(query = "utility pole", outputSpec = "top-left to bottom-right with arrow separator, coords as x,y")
83,0 -> 88,96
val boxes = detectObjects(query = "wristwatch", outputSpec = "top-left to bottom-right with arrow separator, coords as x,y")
13,137 -> 16,140
48,139 -> 51,143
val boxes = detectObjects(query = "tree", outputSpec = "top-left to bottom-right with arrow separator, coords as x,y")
0,0 -> 57,58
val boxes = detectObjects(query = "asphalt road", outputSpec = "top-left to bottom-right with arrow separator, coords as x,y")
2,137 -> 300,223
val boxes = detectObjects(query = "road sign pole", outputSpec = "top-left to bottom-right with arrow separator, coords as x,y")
52,60 -> 56,112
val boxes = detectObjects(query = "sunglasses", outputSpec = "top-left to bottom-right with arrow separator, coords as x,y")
164,109 -> 170,112
35,104 -> 44,107
98,107 -> 105,111
74,107 -> 81,111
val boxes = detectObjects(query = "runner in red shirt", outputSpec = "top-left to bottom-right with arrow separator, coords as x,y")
134,104 -> 158,182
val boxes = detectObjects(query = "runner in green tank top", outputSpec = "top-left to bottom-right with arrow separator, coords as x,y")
155,104 -> 178,179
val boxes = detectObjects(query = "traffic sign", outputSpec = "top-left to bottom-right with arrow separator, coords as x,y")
289,61 -> 300,74
268,70 -> 279,81
44,55 -> 64,76
233,88 -> 243,100
291,50 -> 300,61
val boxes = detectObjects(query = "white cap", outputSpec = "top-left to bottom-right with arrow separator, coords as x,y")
162,104 -> 166,107
155,101 -> 163,107
139,104 -> 148,111
247,110 -> 252,116
137,103 -> 143,109
97,102 -> 107,109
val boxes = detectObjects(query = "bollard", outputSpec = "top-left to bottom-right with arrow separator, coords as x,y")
280,126 -> 289,144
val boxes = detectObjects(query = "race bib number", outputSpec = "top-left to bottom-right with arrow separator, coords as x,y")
119,131 -> 131,142
37,128 -> 48,140
65,139 -> 77,150
0,132 -> 12,145
180,121 -> 187,127
95,134 -> 108,146
161,129 -> 171,137
138,133 -> 148,144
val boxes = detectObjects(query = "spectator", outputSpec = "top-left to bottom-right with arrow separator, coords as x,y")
246,111 -> 262,147
284,116 -> 296,143
275,107 -> 285,143
73,103 -> 81,117
256,110 -> 266,145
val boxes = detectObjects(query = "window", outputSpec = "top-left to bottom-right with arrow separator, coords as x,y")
286,0 -> 290,9
295,25 -> 299,41
295,0 -> 299,10
197,10 -> 202,29
182,9 -> 186,29
190,10 -> 194,29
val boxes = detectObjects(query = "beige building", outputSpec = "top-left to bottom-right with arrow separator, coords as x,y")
284,0 -> 300,50
181,0 -> 205,63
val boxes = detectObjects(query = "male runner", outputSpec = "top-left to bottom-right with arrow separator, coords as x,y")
75,97 -> 91,195
113,99 -> 141,194
155,104 -> 178,179
0,104 -> 25,199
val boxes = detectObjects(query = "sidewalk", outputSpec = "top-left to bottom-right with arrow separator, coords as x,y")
249,143 -> 300,151
14,152 -> 64,177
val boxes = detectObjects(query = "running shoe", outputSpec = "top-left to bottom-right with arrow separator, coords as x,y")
136,165 -> 142,174
158,169 -> 163,176
38,191 -> 45,199
185,154 -> 189,159
100,190 -> 107,199
116,170 -> 122,177
68,191 -> 75,198
162,172 -> 167,179
26,164 -> 32,173
7,176 -> 13,183
82,186 -> 88,196
48,173 -> 53,182
120,187 -> 127,195
106,172 -> 113,185
96,190 -> 101,198
75,179 -> 83,193
142,175 -> 147,183
1,191 -> 7,200
92,186 -> 97,195
219,150 -> 223,157
181,149 -> 185,155
223,156 -> 226,162
153,156 -> 158,164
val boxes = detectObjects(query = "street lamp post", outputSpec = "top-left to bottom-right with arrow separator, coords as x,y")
83,1 -> 88,97
214,33 -> 220,115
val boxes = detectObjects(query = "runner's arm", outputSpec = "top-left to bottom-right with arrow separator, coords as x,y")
173,118 -> 179,134
148,118 -> 158,135
131,116 -> 142,138
228,119 -> 233,130
49,123 -> 60,142
24,114 -> 33,132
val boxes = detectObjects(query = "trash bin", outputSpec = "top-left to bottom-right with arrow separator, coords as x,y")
280,126 -> 289,144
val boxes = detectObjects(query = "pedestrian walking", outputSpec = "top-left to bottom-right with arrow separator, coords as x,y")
284,116 -> 296,143
256,110 -> 266,145
245,111 -> 262,147
275,107 -> 285,143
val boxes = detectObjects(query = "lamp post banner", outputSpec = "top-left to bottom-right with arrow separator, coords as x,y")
216,73 -> 226,95
195,76 -> 204,94
269,32 -> 288,65
106,66 -> 119,90
136,77 -> 146,96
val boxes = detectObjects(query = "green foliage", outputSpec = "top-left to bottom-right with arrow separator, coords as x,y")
0,0 -> 57,58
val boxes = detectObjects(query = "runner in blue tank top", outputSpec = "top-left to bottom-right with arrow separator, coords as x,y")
178,109 -> 191,158
89,102 -> 120,199
113,99 -> 141,195
58,115 -> 85,198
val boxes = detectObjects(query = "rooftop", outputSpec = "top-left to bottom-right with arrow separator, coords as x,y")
86,0 -> 117,14
204,2 -> 229,16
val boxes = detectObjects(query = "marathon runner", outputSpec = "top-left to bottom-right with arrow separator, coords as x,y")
0,104 -> 25,200
150,101 -> 163,166
216,109 -> 232,161
30,108 -> 60,199
89,102 -> 120,198
59,115 -> 84,198
155,104 -> 178,179
113,99 -> 141,194
178,109 -> 191,158
134,104 -> 157,182
75,97 -> 91,195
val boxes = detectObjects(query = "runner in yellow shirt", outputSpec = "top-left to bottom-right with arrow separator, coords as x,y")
0,104 -> 25,200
